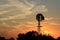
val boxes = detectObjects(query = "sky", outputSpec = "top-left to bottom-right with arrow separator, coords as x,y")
0,0 -> 60,39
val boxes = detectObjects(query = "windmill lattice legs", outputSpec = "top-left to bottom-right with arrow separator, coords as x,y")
38,21 -> 42,34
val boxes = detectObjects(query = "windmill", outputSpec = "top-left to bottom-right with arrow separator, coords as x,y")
36,13 -> 45,34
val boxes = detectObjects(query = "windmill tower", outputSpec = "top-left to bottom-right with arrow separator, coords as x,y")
36,13 -> 45,34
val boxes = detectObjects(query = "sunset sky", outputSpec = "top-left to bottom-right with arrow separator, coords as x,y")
0,0 -> 60,39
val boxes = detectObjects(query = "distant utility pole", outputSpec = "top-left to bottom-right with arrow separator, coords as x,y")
36,13 -> 45,34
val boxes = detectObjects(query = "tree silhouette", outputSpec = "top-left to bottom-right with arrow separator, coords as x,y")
17,33 -> 25,40
0,36 -> 6,40
17,31 -> 56,40
57,37 -> 60,40
9,37 -> 15,40
0,31 -> 60,40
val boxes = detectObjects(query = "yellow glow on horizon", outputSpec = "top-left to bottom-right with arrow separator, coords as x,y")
42,31 -> 50,35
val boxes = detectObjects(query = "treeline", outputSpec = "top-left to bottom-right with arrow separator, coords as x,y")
0,31 -> 60,40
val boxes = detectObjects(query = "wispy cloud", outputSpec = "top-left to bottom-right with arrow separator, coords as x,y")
0,0 -> 48,21
0,0 -> 9,5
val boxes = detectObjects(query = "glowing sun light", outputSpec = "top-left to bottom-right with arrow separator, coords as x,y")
42,31 -> 50,35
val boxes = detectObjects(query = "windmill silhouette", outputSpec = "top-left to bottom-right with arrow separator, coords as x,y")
36,13 -> 44,34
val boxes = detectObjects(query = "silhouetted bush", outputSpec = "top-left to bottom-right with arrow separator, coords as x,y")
0,31 -> 60,40
9,37 -> 15,40
17,31 -> 55,40
0,36 -> 6,40
57,37 -> 60,40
